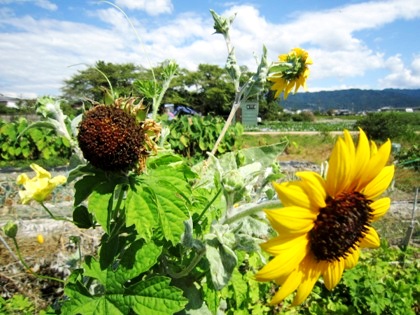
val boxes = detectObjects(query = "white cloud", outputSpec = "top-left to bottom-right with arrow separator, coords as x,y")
114,0 -> 173,16
1,0 -> 420,96
35,0 -> 57,11
379,55 -> 420,88
0,0 -> 57,11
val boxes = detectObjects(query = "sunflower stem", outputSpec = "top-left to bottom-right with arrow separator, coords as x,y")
167,248 -> 206,279
222,199 -> 281,225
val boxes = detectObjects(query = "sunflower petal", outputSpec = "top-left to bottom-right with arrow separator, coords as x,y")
322,259 -> 345,291
352,129 -> 370,187
370,197 -> 391,222
265,207 -> 316,235
344,248 -> 360,269
326,137 -> 352,196
273,181 -> 311,209
270,270 -> 302,305
260,234 -> 309,255
363,165 -> 394,200
359,226 -> 380,248
292,256 -> 322,305
296,171 -> 327,208
357,139 -> 391,190
255,245 -> 308,281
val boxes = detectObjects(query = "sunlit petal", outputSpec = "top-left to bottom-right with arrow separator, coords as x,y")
363,165 -> 394,200
344,248 -> 360,269
292,256 -> 322,305
322,259 -> 345,290
255,245 -> 307,281
265,207 -> 316,235
370,197 -> 391,222
270,269 -> 302,305
296,171 -> 327,208
359,227 -> 380,248
260,234 -> 309,256
352,129 -> 370,187
356,139 -> 391,190
326,137 -> 351,196
273,181 -> 311,209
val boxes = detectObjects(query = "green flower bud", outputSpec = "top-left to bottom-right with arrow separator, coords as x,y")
222,170 -> 245,193
3,221 -> 18,238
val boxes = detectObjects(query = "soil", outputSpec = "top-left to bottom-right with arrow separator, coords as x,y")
0,165 -> 418,311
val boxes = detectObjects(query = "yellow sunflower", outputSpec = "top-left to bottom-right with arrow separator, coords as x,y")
255,129 -> 394,305
268,47 -> 312,99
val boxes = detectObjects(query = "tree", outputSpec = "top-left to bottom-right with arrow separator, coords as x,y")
165,64 -> 235,116
61,61 -> 146,103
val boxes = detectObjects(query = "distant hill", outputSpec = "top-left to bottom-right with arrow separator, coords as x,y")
280,89 -> 420,112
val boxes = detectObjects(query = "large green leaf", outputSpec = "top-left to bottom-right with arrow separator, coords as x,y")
127,277 -> 187,315
126,165 -> 192,245
119,239 -> 162,282
62,256 -> 186,315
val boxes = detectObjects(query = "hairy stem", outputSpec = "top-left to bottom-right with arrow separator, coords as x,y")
222,200 -> 281,225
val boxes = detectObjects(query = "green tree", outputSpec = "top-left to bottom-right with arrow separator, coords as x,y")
170,64 -> 236,116
61,61 -> 146,102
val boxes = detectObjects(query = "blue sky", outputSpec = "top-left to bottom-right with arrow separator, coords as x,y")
1,0 -> 420,98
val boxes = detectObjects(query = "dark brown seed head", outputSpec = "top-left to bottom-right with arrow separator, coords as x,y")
77,105 -> 144,171
309,191 -> 373,262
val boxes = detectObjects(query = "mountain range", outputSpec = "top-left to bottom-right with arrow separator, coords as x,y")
280,88 -> 420,112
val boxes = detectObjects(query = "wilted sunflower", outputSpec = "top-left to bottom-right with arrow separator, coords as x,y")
256,129 -> 394,305
77,104 -> 145,172
268,47 -> 312,99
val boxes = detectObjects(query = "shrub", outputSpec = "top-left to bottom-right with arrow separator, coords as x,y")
355,112 -> 419,141
166,115 -> 243,162
0,117 -> 72,161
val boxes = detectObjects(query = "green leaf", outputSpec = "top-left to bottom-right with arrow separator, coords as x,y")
73,205 -> 94,229
64,256 -> 187,315
126,186 -> 158,241
88,181 -> 116,233
205,224 -> 238,290
62,281 -> 128,315
147,153 -> 184,169
230,269 -> 248,308
126,166 -> 191,245
180,134 -> 189,147
128,276 -> 187,314
99,233 -> 120,270
119,239 -> 162,282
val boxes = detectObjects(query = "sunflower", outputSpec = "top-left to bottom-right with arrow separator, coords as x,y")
268,47 -> 312,99
77,104 -> 145,172
255,129 -> 394,305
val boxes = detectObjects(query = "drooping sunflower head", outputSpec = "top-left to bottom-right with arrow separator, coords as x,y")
77,98 -> 160,173
256,129 -> 394,306
268,47 -> 313,99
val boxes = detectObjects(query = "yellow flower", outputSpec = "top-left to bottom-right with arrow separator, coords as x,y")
256,129 -> 394,305
268,47 -> 312,99
16,164 -> 67,204
37,234 -> 44,244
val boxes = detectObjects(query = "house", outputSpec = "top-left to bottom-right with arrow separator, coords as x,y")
0,94 -> 20,108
